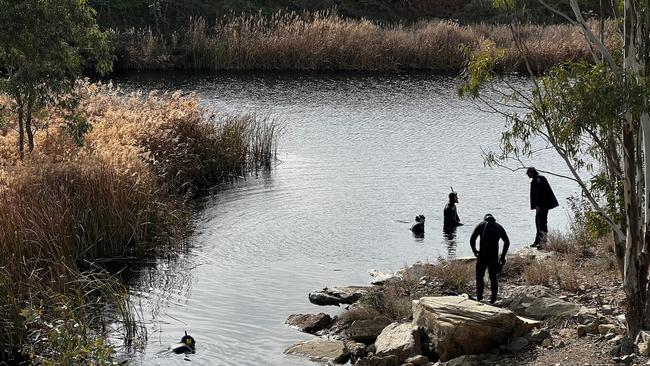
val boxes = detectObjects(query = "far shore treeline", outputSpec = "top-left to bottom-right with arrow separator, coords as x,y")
93,1 -> 622,73
110,13 -> 621,73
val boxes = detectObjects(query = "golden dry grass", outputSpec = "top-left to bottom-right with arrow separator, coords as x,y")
0,81 -> 280,361
427,258 -> 475,293
111,12 -> 621,72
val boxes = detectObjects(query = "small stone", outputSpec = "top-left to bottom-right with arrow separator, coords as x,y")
601,305 -> 614,315
604,332 -> 617,340
405,355 -> 429,365
557,340 -> 566,348
609,335 -> 624,344
621,354 -> 636,364
577,325 -> 589,337
559,329 -> 573,338
530,329 -> 551,343
542,338 -> 552,348
598,324 -> 617,335
639,343 -> 649,356
506,337 -> 529,352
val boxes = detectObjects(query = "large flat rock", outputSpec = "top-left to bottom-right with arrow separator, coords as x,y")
413,296 -> 534,361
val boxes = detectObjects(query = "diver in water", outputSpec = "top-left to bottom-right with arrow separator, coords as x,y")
170,331 -> 196,354
443,192 -> 463,229
410,215 -> 425,236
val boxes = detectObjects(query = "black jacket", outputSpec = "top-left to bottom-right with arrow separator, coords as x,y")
443,202 -> 461,227
470,219 -> 510,262
530,175 -> 559,210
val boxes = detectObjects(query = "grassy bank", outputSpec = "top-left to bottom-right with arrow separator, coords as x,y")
0,82 -> 280,363
111,12 -> 621,73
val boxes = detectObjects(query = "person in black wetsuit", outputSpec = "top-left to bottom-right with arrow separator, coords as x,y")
470,213 -> 510,304
443,192 -> 463,229
526,167 -> 559,249
411,215 -> 425,237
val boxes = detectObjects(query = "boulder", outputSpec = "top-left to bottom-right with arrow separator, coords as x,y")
285,313 -> 333,334
349,316 -> 393,343
374,322 -> 422,362
309,286 -> 370,306
502,285 -> 554,313
369,269 -> 396,285
412,296 -> 534,361
523,297 -> 583,320
284,339 -> 350,364
353,355 -> 400,366
395,262 -> 435,282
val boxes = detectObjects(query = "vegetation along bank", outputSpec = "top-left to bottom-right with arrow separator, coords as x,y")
111,12 -> 621,73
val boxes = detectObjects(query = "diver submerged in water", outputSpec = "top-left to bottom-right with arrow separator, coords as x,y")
170,331 -> 196,354
410,215 -> 425,235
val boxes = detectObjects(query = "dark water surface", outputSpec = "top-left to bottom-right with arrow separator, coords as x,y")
114,73 -> 577,365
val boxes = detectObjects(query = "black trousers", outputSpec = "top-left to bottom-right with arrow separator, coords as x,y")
534,208 -> 549,244
476,258 -> 499,302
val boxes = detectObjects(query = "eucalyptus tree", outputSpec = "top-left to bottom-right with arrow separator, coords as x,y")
0,0 -> 112,159
460,0 -> 650,337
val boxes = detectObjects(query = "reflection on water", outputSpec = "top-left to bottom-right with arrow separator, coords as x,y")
111,72 -> 578,365
442,226 -> 459,260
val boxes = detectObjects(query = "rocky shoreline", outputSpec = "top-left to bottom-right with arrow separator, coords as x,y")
284,247 -> 650,365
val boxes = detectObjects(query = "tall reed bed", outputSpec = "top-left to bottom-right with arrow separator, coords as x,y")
0,81 -> 281,362
111,11 -> 622,72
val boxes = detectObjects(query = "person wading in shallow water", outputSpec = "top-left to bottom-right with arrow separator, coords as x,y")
470,213 -> 510,304
526,167 -> 559,249
443,192 -> 463,229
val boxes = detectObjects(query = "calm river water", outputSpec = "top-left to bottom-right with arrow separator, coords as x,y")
114,73 -> 578,365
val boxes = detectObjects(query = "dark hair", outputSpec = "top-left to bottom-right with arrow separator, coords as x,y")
449,192 -> 457,200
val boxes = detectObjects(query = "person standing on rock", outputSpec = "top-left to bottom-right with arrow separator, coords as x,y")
470,213 -> 510,304
526,167 -> 559,249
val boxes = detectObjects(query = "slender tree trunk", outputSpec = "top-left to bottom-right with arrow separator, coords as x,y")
25,92 -> 34,153
17,104 -> 24,160
622,114 -> 644,338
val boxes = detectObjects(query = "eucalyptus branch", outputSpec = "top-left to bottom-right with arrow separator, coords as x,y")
549,133 -> 625,238
569,0 -> 620,74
